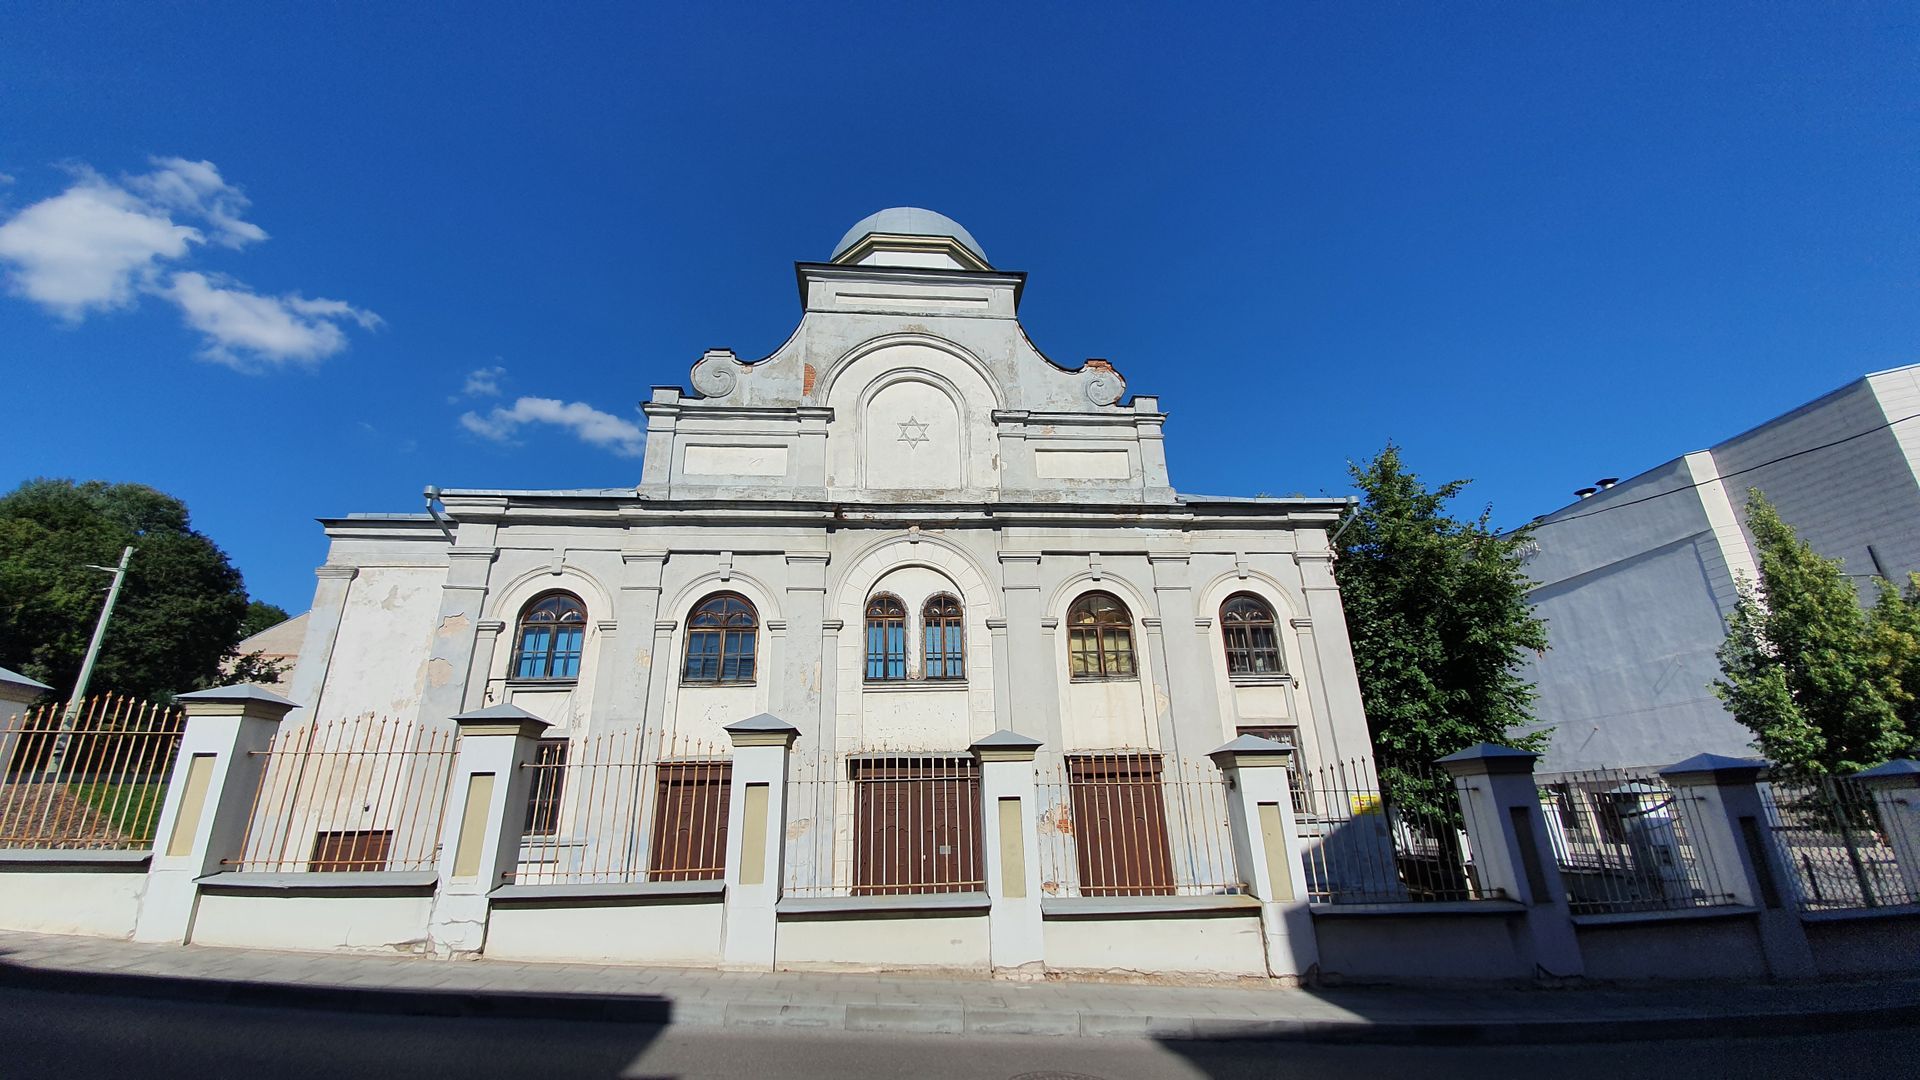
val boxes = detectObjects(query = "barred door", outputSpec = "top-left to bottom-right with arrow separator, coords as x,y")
1068,754 -> 1175,896
852,757 -> 982,895
649,762 -> 731,881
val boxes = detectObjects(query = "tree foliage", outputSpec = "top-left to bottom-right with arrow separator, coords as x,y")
0,479 -> 252,700
1334,445 -> 1549,814
239,600 -> 291,640
1713,491 -> 1915,777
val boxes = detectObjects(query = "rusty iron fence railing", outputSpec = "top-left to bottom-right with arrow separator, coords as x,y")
0,695 -> 184,851
1762,774 -> 1917,912
226,715 -> 457,873
1536,767 -> 1736,914
784,749 -> 984,897
1296,758 -> 1497,905
1034,751 -> 1243,898
508,729 -> 731,886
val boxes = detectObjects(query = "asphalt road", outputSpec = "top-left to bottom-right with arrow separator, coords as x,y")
3,985 -> 1917,1080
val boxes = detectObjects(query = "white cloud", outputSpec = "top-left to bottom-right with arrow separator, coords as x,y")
0,157 -> 374,367
460,365 -> 507,398
124,158 -> 266,249
165,271 -> 382,370
0,174 -> 199,318
461,396 -> 645,458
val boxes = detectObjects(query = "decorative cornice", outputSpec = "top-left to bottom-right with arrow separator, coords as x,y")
1290,618 -> 1313,629
654,619 -> 678,633
476,619 -> 507,634
314,566 -> 359,581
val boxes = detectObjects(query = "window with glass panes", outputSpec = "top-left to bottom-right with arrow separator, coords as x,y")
512,593 -> 587,681
681,593 -> 758,684
865,594 -> 908,681
1220,593 -> 1285,677
1067,592 -> 1137,680
921,594 -> 964,680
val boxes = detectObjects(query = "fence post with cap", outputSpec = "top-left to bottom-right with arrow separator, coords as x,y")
1855,759 -> 1920,903
426,703 -> 549,957
973,729 -> 1045,973
1438,742 -> 1584,981
1211,734 -> 1319,979
721,712 -> 798,970
133,685 -> 297,944
1657,753 -> 1815,978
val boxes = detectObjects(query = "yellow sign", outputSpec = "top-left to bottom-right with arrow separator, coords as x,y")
1349,793 -> 1383,815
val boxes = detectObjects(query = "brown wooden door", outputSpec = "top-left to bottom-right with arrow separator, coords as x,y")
852,758 -> 982,895
650,762 -> 731,881
1068,754 -> 1174,896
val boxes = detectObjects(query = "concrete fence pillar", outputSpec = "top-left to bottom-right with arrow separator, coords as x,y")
133,685 -> 297,943
1852,759 -> 1920,904
972,730 -> 1045,973
721,712 -> 798,970
1211,735 -> 1319,980
1438,743 -> 1583,980
426,703 -> 550,956
1658,753 -> 1815,978
0,667 -> 51,773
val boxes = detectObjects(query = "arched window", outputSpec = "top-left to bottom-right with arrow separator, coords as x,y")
682,593 -> 757,684
1067,591 -> 1137,680
922,594 -> 964,680
1221,593 -> 1285,677
512,592 -> 587,681
865,594 -> 908,681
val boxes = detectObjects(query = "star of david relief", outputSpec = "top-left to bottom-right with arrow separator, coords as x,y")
897,416 -> 931,450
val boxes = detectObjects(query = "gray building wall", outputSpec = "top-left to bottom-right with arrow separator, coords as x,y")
1522,365 -> 1920,773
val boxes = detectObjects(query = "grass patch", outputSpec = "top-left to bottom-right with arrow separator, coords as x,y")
68,780 -> 167,843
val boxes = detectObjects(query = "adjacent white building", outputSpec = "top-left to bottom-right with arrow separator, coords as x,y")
1520,364 -> 1920,772
280,208 -> 1376,899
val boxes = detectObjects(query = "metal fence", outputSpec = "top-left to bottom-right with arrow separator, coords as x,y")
1536,768 -> 1736,914
1034,751 -> 1243,898
1763,775 -> 1917,912
508,729 -> 731,886
1296,759 -> 1495,905
785,749 -> 984,897
0,695 -> 184,851
227,715 -> 457,873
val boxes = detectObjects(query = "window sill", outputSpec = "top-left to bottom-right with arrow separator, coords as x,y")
678,681 -> 757,689
506,679 -> 579,689
860,680 -> 968,693
1228,674 -> 1293,687
1068,675 -> 1140,685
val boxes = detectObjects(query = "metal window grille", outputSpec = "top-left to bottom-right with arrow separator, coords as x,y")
523,738 -> 569,836
864,594 -> 908,681
228,715 -> 456,873
0,695 -> 184,851
1762,775 -> 1917,911
681,593 -> 757,684
508,729 -> 730,886
1295,758 -> 1495,905
1221,594 -> 1286,676
921,594 -> 965,680
1066,592 -> 1137,679
1233,726 -> 1310,816
1535,768 -> 1736,914
1035,751 -> 1243,897
512,592 -> 586,680
784,750 -> 983,897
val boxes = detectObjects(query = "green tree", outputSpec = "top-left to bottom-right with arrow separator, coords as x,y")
1713,491 -> 1913,777
1334,445 -> 1549,816
0,479 -> 252,700
239,600 -> 291,640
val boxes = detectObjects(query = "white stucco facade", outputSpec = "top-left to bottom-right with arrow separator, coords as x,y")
284,209 -> 1374,865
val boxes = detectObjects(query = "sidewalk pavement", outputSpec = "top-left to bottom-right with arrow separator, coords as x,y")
0,929 -> 1916,1044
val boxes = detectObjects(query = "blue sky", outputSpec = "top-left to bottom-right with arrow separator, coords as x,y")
2,4 -> 1915,614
